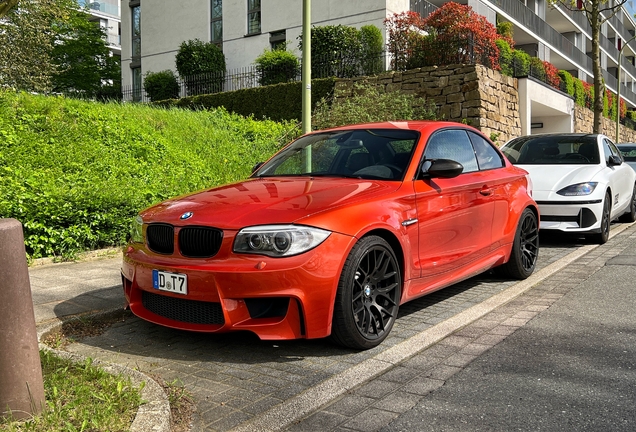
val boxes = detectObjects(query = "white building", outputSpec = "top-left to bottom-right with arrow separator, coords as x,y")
120,0 -> 636,134
80,0 -> 121,58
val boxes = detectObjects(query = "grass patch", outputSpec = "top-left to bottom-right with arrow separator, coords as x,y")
0,89 -> 300,260
0,350 -> 143,432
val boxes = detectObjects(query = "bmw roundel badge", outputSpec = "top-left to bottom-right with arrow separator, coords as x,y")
180,211 -> 193,220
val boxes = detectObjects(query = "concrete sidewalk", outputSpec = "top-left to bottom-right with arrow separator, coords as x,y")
30,254 -> 124,326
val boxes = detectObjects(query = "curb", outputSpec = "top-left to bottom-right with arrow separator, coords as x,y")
29,247 -> 122,267
37,309 -> 172,432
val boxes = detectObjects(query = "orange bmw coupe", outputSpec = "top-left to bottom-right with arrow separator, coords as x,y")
122,121 -> 539,349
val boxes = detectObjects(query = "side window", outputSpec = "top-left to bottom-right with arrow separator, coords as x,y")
602,139 -> 613,163
607,139 -> 624,162
467,131 -> 504,170
424,129 -> 479,173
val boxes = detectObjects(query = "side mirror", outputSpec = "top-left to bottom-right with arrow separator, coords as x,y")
608,155 -> 622,166
421,159 -> 464,179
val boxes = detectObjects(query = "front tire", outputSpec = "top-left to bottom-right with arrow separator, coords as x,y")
331,236 -> 401,350
499,208 -> 539,279
588,192 -> 611,244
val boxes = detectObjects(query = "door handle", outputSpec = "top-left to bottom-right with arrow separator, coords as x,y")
480,188 -> 492,196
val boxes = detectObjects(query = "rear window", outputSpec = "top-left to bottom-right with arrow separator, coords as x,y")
502,136 -> 600,165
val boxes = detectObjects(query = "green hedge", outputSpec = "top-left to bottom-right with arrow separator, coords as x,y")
0,90 -> 298,259
158,78 -> 337,122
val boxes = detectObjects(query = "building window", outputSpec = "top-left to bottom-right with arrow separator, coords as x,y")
247,0 -> 260,35
131,5 -> 141,58
132,66 -> 142,101
211,0 -> 222,46
270,30 -> 286,50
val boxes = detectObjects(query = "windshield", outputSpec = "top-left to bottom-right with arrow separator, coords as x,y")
253,129 -> 420,180
502,135 -> 600,165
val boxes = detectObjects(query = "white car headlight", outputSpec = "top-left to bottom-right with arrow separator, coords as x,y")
234,225 -> 331,257
557,182 -> 598,196
130,215 -> 144,243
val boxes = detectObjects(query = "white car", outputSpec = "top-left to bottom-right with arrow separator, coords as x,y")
501,133 -> 636,243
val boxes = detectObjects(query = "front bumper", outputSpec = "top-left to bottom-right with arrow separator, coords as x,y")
536,199 -> 603,233
121,231 -> 355,340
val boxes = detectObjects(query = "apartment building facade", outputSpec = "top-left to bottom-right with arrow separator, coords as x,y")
79,0 -> 121,58
120,0 -> 636,134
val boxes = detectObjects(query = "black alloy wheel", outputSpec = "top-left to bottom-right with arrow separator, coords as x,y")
589,193 -> 611,244
331,236 -> 401,350
499,208 -> 539,279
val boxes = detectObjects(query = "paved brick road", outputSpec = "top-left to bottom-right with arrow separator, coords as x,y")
64,231 -> 608,432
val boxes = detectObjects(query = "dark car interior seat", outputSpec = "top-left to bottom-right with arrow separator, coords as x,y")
346,152 -> 372,173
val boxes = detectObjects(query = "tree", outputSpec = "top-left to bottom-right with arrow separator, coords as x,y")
51,8 -> 121,99
0,0 -> 115,96
552,0 -> 628,133
0,0 -> 72,92
0,0 -> 19,16
175,39 -> 226,95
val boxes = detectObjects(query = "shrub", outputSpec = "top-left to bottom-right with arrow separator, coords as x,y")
558,70 -> 575,96
301,24 -> 386,78
496,21 -> 514,47
160,78 -> 337,122
511,49 -> 530,75
312,82 -> 438,129
497,39 -> 513,76
528,57 -> 546,81
543,61 -> 560,88
359,25 -> 384,75
143,70 -> 180,102
255,48 -> 300,86
175,39 -> 226,95
573,78 -> 586,107
420,2 -> 502,69
385,3 -> 502,70
384,11 -> 427,70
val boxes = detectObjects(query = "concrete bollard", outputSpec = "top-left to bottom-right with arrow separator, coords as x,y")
0,218 -> 45,420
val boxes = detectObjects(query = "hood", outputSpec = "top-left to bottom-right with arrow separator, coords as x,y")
517,164 -> 604,192
140,177 -> 398,229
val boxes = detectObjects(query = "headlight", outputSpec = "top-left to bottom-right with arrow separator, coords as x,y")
130,215 -> 144,243
557,182 -> 598,196
234,225 -> 331,257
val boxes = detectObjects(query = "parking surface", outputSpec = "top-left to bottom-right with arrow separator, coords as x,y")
64,233 -> 606,432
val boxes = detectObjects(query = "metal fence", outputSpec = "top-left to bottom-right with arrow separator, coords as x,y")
122,52 -> 388,103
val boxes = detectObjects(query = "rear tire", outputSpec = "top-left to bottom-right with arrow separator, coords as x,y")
619,183 -> 636,223
331,236 -> 401,350
499,208 -> 539,279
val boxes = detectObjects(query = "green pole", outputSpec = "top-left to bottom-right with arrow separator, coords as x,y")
302,0 -> 312,173
302,0 -> 311,134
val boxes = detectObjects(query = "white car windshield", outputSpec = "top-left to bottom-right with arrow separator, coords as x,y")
502,135 -> 600,165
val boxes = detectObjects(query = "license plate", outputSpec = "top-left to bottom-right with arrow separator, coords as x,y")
152,270 -> 188,295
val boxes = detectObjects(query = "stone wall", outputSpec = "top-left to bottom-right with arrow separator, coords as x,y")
334,64 -> 636,145
332,64 -> 521,145
573,105 -> 636,143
